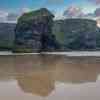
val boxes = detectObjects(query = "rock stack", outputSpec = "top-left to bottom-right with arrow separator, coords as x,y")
14,8 -> 59,52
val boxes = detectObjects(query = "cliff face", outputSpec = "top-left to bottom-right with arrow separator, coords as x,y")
14,8 -> 59,52
0,23 -> 16,50
53,19 -> 99,50
96,27 -> 100,48
0,9 -> 100,52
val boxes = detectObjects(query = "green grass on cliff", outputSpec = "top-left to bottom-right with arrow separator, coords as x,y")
0,42 -> 13,50
18,8 -> 54,22
54,32 -> 65,44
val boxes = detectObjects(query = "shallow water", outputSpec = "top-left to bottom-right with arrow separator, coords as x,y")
0,55 -> 100,100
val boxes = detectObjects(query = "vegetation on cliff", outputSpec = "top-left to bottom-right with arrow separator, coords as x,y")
0,8 -> 100,52
53,19 -> 99,50
14,8 -> 59,52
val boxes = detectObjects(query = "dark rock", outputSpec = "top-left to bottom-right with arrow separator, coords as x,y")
96,27 -> 100,49
0,23 -> 16,50
14,8 -> 59,52
0,12 -> 100,52
53,19 -> 99,50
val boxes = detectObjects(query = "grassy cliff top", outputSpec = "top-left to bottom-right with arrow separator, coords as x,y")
54,18 -> 96,24
18,8 -> 54,22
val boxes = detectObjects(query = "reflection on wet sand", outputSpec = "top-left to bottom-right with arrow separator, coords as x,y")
17,72 -> 55,96
0,55 -> 100,98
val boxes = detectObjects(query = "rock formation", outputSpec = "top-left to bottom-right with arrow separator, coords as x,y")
0,8 -> 99,52
0,23 -> 16,50
53,19 -> 99,50
14,8 -> 59,52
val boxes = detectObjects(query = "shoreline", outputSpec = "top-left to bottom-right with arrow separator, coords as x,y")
1,51 -> 100,57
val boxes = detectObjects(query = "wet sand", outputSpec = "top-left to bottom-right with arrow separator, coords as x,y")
0,55 -> 100,100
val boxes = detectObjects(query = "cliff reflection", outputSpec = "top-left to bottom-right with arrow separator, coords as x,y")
14,55 -> 58,96
16,72 -> 55,96
0,55 -> 100,97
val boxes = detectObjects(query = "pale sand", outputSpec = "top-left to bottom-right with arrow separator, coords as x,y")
1,51 -> 100,56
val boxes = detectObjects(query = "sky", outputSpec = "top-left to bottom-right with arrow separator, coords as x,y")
0,0 -> 100,22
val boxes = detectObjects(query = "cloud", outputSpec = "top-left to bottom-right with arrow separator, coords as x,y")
0,7 -> 31,23
63,5 -> 100,20
0,10 -> 18,23
63,5 -> 85,18
7,13 -> 19,22
54,11 -> 65,20
83,13 -> 96,19
0,11 -> 8,22
88,0 -> 100,5
94,8 -> 100,16
97,18 -> 100,27
20,7 -> 31,14
84,8 -> 100,19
